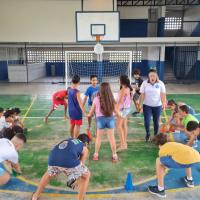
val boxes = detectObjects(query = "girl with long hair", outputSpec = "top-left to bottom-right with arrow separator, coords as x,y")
88,82 -> 119,162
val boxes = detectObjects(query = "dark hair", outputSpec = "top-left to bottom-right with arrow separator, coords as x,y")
4,110 -> 13,119
12,125 -> 24,134
152,133 -> 168,146
0,128 -> 15,140
78,134 -> 90,144
99,82 -> 115,117
179,105 -> 189,114
186,121 -> 200,132
90,75 -> 97,80
167,99 -> 176,106
133,69 -> 141,75
15,133 -> 27,143
0,107 -> 4,113
120,75 -> 133,92
72,75 -> 80,84
148,68 -> 157,74
13,108 -> 21,115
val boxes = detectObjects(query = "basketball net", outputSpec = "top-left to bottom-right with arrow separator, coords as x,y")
94,36 -> 104,61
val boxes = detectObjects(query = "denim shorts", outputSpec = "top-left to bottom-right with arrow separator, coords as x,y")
160,156 -> 192,168
96,116 -> 115,129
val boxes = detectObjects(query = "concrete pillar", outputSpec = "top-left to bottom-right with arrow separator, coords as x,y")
157,6 -> 166,37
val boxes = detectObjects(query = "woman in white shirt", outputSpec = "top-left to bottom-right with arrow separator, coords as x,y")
139,69 -> 167,142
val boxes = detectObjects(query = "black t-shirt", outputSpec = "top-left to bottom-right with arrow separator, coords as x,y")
133,77 -> 143,95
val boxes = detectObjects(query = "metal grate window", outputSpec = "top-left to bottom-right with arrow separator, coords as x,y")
132,50 -> 142,62
164,17 -> 182,30
27,49 -> 63,63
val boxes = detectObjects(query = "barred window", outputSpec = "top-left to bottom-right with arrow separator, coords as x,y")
132,50 -> 142,62
165,17 -> 182,30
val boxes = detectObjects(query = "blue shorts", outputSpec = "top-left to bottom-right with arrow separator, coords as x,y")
160,156 -> 192,168
0,167 -> 6,176
96,116 -> 115,129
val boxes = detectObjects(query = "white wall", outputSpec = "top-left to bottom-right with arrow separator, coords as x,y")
118,7 -> 148,19
148,47 -> 160,60
0,48 -> 20,61
0,0 -> 81,43
83,0 -> 115,11
183,5 -> 200,36
184,5 -> 200,21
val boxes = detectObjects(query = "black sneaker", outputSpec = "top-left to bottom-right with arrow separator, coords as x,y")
132,111 -> 139,116
145,135 -> 151,143
184,176 -> 194,188
148,185 -> 166,198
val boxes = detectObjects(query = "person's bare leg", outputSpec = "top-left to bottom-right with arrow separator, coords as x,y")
44,109 -> 55,124
0,172 -> 10,186
117,118 -> 125,149
186,168 -> 192,179
123,118 -> 128,148
77,171 -> 91,200
107,129 -> 117,156
74,125 -> 81,138
32,171 -> 54,200
88,117 -> 92,130
94,129 -> 104,155
70,124 -> 75,138
156,158 -> 166,188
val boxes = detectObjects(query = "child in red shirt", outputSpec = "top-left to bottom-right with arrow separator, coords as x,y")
44,89 -> 68,124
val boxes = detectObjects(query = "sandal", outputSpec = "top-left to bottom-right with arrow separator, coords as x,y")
93,153 -> 99,161
31,193 -> 39,200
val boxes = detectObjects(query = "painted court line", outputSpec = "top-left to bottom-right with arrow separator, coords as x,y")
21,95 -> 37,123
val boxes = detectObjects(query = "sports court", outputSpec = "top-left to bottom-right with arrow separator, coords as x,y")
0,1 -> 200,200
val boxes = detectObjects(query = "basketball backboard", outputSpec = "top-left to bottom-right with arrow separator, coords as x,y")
76,11 -> 120,42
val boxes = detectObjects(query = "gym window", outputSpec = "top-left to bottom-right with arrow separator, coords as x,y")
132,50 -> 142,63
164,17 -> 182,30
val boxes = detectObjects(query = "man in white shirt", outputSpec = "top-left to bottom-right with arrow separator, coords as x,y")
0,133 -> 26,185
0,110 -> 13,131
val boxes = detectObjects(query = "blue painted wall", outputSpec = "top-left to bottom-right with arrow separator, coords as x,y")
46,62 -> 65,76
191,22 -> 200,37
120,19 -> 148,37
196,60 -> 200,80
157,17 -> 165,37
0,61 -> 8,80
45,60 -> 164,80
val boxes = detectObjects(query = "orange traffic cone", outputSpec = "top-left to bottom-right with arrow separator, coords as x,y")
160,124 -> 166,134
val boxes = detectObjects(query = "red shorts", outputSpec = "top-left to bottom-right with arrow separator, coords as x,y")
52,99 -> 66,110
70,119 -> 82,126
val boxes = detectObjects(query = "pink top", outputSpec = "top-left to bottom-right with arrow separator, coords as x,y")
93,96 -> 114,117
118,93 -> 131,110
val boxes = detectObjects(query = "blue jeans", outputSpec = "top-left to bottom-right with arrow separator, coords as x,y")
143,104 -> 162,138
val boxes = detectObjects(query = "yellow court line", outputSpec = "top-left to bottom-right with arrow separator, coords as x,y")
22,95 -> 37,123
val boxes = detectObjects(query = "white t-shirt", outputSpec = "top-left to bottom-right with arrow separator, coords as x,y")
140,80 -> 166,107
0,138 -> 18,164
0,116 -> 12,131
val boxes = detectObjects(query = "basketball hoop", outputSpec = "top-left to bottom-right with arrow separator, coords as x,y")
94,35 -> 104,55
